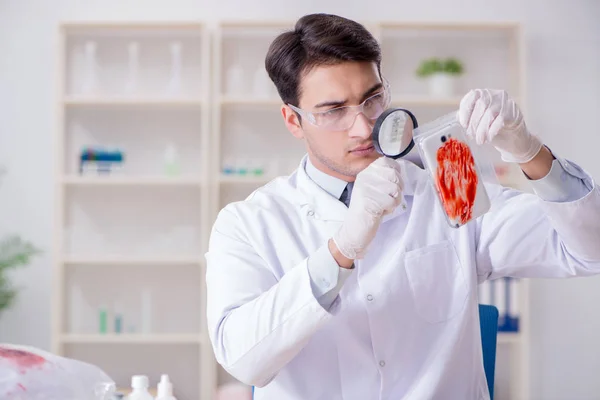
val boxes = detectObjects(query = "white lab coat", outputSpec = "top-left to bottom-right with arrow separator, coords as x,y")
205,154 -> 600,400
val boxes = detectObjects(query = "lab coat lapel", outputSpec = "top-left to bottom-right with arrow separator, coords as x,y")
294,156 -> 425,223
295,156 -> 349,222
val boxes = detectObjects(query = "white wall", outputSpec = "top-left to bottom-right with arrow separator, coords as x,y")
0,0 -> 598,398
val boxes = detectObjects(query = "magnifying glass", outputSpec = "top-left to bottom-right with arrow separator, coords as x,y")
372,108 -> 419,159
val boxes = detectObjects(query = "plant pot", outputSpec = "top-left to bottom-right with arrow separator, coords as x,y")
428,73 -> 457,98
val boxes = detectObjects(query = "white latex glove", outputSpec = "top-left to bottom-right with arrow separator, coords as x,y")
458,88 -> 543,164
332,157 -> 404,260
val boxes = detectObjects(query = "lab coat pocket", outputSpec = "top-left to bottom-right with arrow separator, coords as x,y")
404,241 -> 468,324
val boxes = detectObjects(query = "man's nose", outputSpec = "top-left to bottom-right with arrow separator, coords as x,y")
348,113 -> 372,139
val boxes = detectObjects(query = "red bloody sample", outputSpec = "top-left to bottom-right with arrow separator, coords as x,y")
435,137 -> 478,225
0,346 -> 46,374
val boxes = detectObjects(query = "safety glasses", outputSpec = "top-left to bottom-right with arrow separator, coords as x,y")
287,80 -> 392,132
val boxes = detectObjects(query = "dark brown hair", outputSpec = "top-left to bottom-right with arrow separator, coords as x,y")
265,13 -> 382,107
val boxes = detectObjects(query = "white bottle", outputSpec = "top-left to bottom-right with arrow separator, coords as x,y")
167,41 -> 182,95
127,375 -> 154,400
125,41 -> 139,95
81,41 -> 99,94
156,374 -> 177,400
164,144 -> 181,176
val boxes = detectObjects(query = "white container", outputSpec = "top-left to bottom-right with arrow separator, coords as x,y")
127,375 -> 154,400
125,41 -> 140,95
156,374 -> 177,400
427,73 -> 456,98
166,41 -> 182,95
81,41 -> 99,94
164,143 -> 181,176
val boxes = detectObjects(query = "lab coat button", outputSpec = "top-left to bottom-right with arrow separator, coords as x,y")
367,294 -> 373,301
307,210 -> 315,217
379,361 -> 386,367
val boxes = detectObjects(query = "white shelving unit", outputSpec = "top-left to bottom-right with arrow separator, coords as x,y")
210,21 -> 306,228
54,21 -> 213,400
54,19 -> 530,400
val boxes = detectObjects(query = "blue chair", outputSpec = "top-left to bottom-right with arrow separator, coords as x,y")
479,304 -> 499,400
253,304 -> 499,399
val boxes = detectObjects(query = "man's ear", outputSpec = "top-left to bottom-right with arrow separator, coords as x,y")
282,105 -> 304,140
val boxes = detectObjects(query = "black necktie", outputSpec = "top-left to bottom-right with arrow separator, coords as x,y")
339,182 -> 354,207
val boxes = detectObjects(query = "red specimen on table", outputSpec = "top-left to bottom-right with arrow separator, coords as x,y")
0,346 -> 46,374
435,137 -> 478,225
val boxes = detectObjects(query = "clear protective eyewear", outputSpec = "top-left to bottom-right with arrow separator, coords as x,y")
288,80 -> 392,132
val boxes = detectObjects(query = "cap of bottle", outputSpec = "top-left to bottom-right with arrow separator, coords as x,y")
131,375 -> 149,390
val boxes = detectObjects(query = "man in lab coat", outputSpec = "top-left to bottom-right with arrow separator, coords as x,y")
205,13 -> 600,400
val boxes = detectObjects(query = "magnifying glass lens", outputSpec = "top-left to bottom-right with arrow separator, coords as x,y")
372,108 -> 417,159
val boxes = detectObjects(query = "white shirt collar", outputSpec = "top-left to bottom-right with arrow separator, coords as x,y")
302,153 -> 421,201
304,156 -> 349,200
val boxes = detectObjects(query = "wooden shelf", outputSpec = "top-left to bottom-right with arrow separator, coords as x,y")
63,255 -> 202,266
64,96 -> 205,107
61,333 -> 203,344
62,175 -> 202,187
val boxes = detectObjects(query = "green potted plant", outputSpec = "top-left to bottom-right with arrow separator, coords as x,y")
0,167 -> 40,316
0,235 -> 40,315
416,57 -> 464,97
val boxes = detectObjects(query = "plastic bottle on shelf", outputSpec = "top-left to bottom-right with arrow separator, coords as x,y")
125,41 -> 139,95
81,41 -> 99,94
221,157 -> 235,175
164,144 -> 181,176
98,304 -> 108,334
236,158 -> 249,176
155,374 -> 177,400
127,375 -> 154,400
167,41 -> 182,95
250,159 -> 265,176
113,302 -> 123,334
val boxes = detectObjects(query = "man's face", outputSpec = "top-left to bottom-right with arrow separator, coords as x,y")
283,61 -> 385,182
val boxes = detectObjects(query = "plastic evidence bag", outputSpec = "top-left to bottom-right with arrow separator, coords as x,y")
0,343 -> 116,400
413,111 -> 501,228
